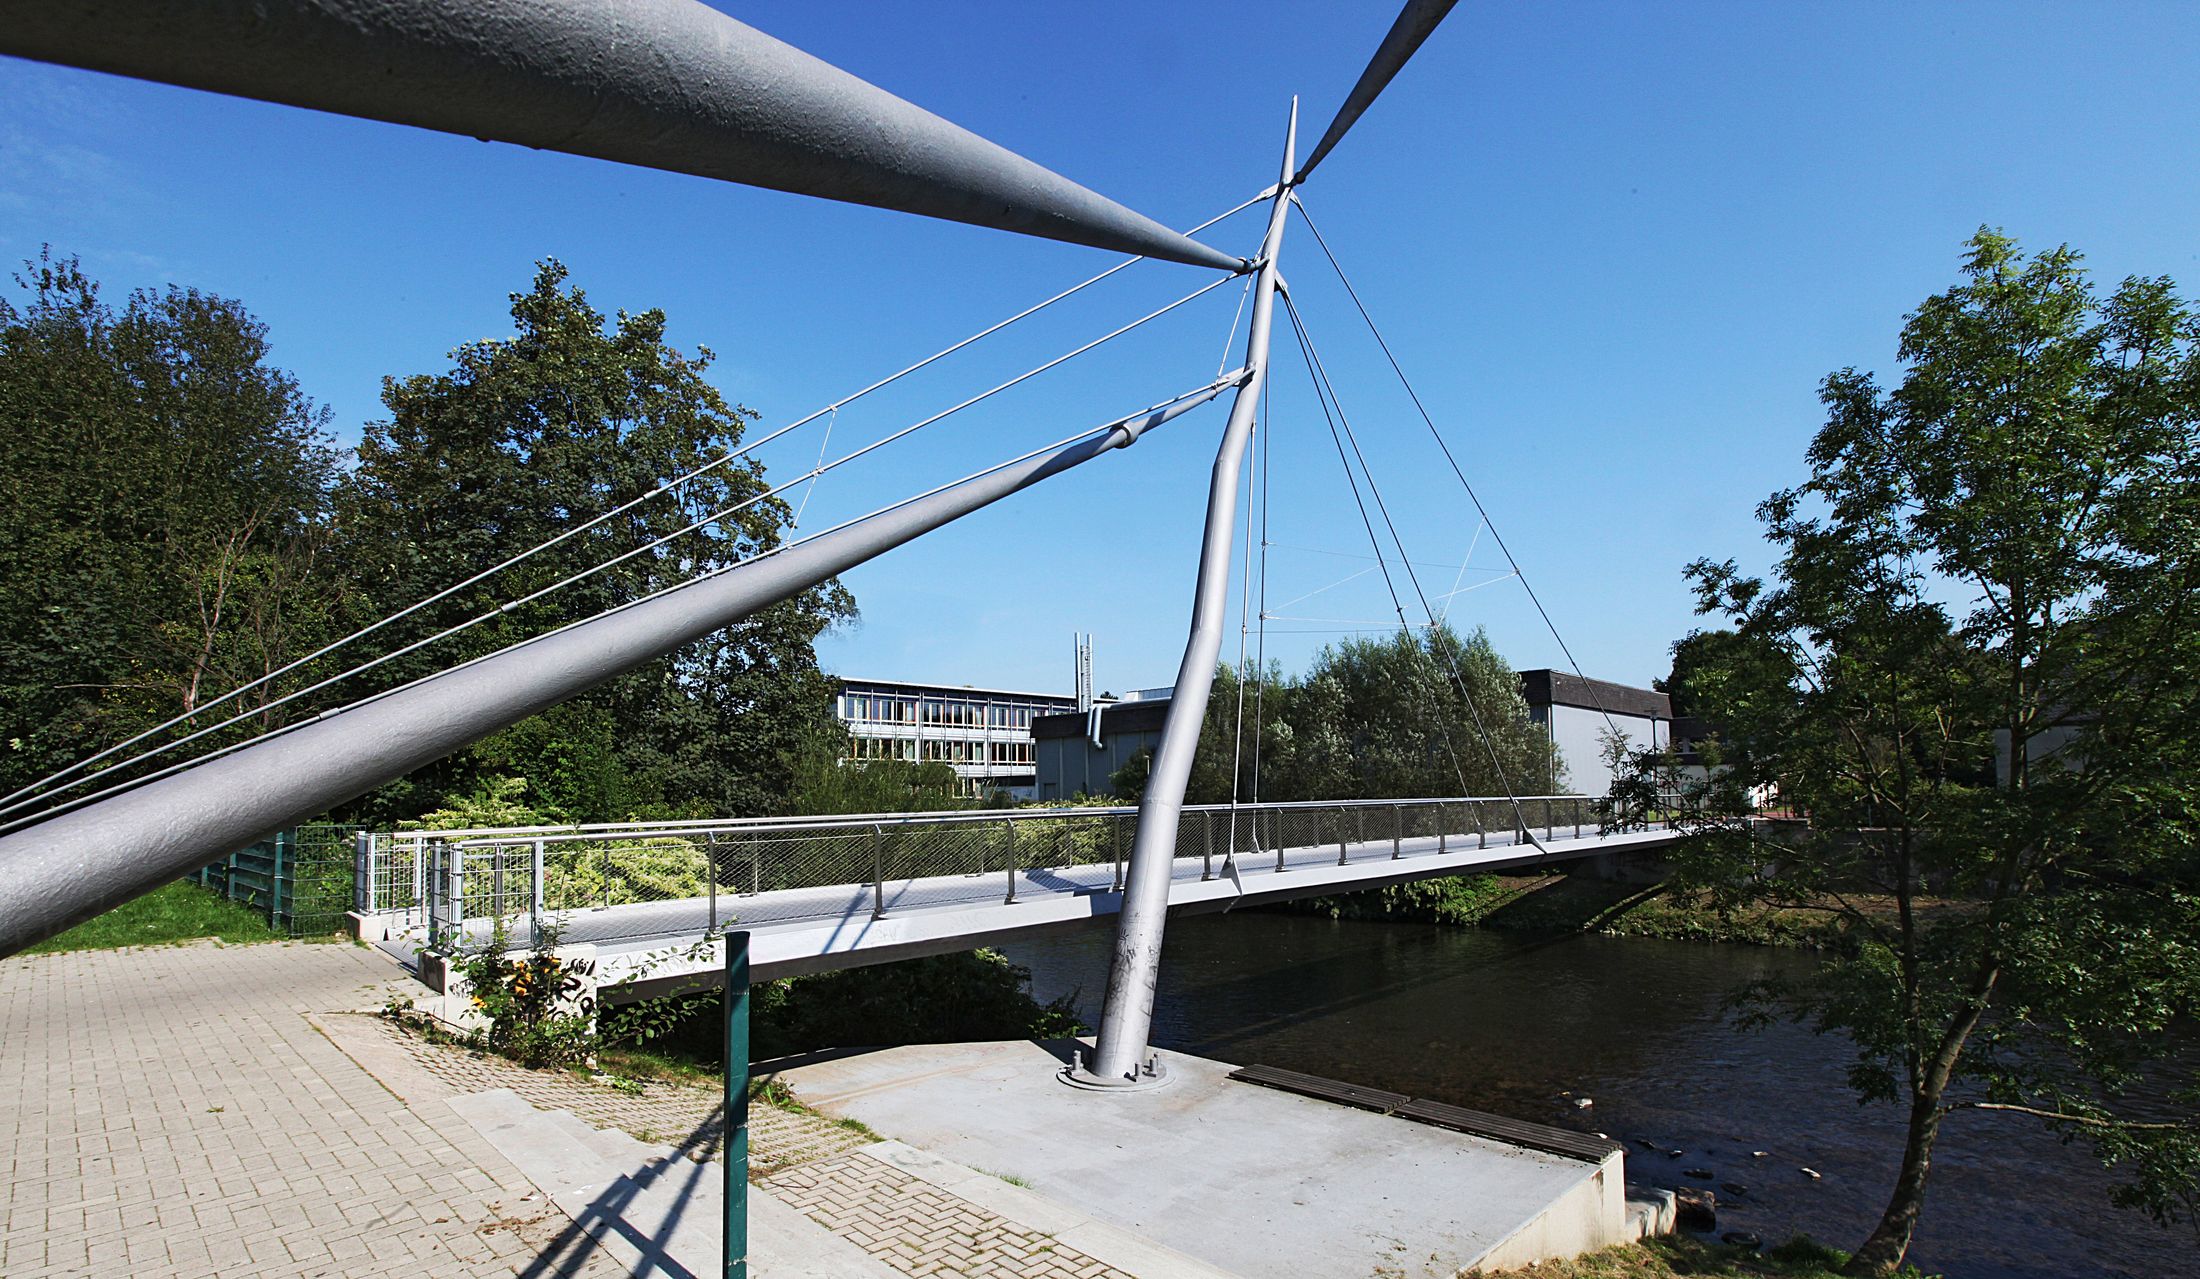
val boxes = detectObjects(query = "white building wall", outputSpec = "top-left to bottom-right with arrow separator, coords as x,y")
1543,706 -> 1667,797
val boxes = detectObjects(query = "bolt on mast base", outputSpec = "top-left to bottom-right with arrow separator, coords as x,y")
1059,1045 -> 1173,1092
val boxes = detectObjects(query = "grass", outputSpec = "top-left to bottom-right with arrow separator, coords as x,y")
22,880 -> 285,954
1473,1236 -> 1939,1278
752,1074 -> 882,1140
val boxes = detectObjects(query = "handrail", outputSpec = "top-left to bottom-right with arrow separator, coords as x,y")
410,795 -> 1598,849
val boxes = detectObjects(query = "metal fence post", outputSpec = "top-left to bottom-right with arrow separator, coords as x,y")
1111,818 -> 1124,893
707,837 -> 719,934
1438,802 -> 1448,854
1201,810 -> 1214,881
871,823 -> 886,920
425,838 -> 446,950
1003,820 -> 1018,904
1476,800 -> 1487,849
531,838 -> 546,938
1336,806 -> 1349,866
354,830 -> 373,914
1545,798 -> 1555,842
444,840 -> 465,946
1392,804 -> 1402,859
724,930 -> 750,1279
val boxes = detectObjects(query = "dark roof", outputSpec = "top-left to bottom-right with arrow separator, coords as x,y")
837,675 -> 1073,703
1518,669 -> 1671,720
1031,697 -> 1174,741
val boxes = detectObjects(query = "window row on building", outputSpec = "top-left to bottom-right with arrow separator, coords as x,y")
845,735 -> 1036,767
840,692 -> 1051,730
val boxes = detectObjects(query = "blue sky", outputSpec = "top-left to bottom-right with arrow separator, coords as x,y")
5,2 -> 2198,697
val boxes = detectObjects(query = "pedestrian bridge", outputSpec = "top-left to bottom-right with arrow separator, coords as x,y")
353,796 -> 1681,1008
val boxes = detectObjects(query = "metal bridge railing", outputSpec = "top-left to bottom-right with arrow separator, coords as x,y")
364,795 -> 1611,950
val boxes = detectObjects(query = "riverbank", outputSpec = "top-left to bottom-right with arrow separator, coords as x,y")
1473,1235 -> 1932,1278
1002,913 -> 2179,1278
1282,869 -> 1961,950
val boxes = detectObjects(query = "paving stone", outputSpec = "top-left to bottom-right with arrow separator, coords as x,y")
0,940 -> 630,1278
767,1150 -> 1137,1279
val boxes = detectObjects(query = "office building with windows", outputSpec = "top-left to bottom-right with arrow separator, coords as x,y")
834,677 -> 1077,797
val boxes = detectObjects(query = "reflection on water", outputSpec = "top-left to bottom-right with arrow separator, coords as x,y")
1001,914 -> 2184,1279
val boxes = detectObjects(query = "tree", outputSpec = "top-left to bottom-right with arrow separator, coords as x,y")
782,725 -> 967,815
332,260 -> 853,823
1639,230 -> 2200,1273
0,250 -> 339,797
1112,623 -> 1556,806
1658,627 -> 1789,724
1272,625 -> 1556,801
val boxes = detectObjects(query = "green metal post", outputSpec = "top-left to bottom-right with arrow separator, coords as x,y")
724,930 -> 750,1279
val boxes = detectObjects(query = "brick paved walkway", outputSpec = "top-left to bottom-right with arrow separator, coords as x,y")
767,1152 -> 1134,1279
0,939 -> 627,1279
2,938 -> 1212,1279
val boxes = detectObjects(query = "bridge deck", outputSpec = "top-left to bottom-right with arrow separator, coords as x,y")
378,821 -> 1677,995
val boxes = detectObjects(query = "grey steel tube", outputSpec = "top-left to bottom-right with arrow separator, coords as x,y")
1294,0 -> 1460,185
1084,104 -> 1298,1086
0,0 -> 1241,272
0,389 -> 1223,958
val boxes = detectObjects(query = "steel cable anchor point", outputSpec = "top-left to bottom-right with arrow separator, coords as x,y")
1058,1046 -> 1172,1092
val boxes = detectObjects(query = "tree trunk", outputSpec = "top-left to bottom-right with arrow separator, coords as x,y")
1844,1083 -> 1948,1275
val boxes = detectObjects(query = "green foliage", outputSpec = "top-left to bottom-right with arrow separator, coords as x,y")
1113,623 -> 1557,805
456,919 -> 709,1070
457,919 -> 597,1069
1287,873 -> 1522,926
21,879 -> 285,954
783,725 -> 973,815
0,249 -> 341,796
749,949 -> 1083,1059
2,251 -> 858,840
1632,229 -> 2200,1273
614,949 -> 1084,1066
404,774 -> 565,831
332,259 -> 853,825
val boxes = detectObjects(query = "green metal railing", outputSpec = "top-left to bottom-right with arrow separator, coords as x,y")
195,824 -> 361,936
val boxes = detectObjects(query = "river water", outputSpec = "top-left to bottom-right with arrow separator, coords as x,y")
999,914 -> 2189,1279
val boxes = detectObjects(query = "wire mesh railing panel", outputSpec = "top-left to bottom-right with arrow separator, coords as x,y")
378,795 -> 1643,947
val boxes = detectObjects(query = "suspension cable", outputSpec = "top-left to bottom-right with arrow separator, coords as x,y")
1225,406 -> 1258,862
4,192 -> 1272,815
2,376 -> 1244,836
0,274 -> 1238,823
1291,194 -> 1626,745
1281,296 -> 1474,803
1285,291 -> 1540,840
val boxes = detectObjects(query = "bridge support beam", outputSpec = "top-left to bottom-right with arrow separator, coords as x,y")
1077,103 -> 1298,1089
